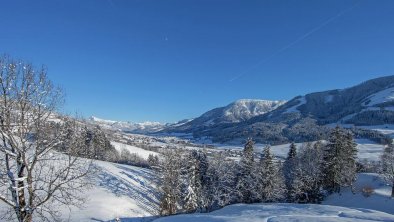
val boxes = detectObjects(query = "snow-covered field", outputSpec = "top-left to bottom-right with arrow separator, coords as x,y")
20,162 -> 393,222
324,173 -> 394,215
61,160 -> 159,222
111,141 -> 159,159
355,139 -> 386,161
153,203 -> 394,222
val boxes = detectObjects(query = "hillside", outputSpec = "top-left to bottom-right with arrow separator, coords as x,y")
163,99 -> 285,134
61,160 -> 159,221
163,76 -> 394,144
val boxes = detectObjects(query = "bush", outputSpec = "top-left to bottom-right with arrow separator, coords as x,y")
361,185 -> 374,197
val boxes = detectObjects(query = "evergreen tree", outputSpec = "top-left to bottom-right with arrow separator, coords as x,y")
258,146 -> 286,202
288,167 -> 305,203
322,126 -> 358,193
381,143 -> 394,197
205,151 -> 237,211
284,142 -> 297,201
342,131 -> 358,189
158,149 -> 183,216
147,154 -> 159,168
322,126 -> 344,193
236,138 -> 257,203
290,142 -> 325,203
183,150 -> 209,213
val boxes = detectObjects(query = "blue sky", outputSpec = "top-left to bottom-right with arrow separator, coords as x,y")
1,0 -> 394,123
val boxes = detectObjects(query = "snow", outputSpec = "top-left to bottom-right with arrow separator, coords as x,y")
364,87 -> 394,106
223,99 -> 286,121
283,96 -> 306,113
153,203 -> 394,222
90,116 -> 117,124
324,173 -> 394,215
355,139 -> 386,161
111,141 -> 159,159
89,116 -> 165,133
61,160 -> 159,221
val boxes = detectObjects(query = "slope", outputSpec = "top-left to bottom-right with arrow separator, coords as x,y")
153,203 -> 394,222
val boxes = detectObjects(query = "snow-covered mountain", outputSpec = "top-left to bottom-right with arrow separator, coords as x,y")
91,76 -> 394,144
163,75 -> 394,144
89,116 -> 165,133
220,99 -> 286,123
198,99 -> 286,124
164,99 -> 286,132
266,75 -> 394,125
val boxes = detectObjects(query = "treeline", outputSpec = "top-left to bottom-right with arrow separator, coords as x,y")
57,119 -> 158,168
208,116 -> 390,145
56,119 -> 118,161
157,126 -> 358,216
347,110 -> 394,126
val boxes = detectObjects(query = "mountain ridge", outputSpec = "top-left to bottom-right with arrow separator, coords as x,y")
163,75 -> 394,144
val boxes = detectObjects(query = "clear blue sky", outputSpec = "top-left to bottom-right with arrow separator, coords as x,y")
1,0 -> 394,123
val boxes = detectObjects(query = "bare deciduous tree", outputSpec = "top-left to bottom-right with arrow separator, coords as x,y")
0,56 -> 91,222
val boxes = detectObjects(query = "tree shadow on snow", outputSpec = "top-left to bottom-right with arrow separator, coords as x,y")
91,163 -> 160,216
91,215 -> 159,222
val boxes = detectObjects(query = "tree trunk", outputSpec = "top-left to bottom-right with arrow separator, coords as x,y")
17,156 -> 27,222
24,213 -> 33,222
391,180 -> 394,198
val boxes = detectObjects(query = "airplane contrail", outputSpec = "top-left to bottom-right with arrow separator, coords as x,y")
229,1 -> 361,82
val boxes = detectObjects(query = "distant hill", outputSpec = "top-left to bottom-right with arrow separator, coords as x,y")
162,75 -> 394,144
164,99 -> 285,132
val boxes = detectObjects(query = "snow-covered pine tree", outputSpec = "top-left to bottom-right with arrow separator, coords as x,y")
258,146 -> 286,202
284,142 -> 297,201
342,131 -> 358,189
322,126 -> 344,193
195,150 -> 209,211
82,126 -> 95,158
205,151 -> 237,211
158,149 -> 183,216
381,143 -> 394,197
322,127 -> 342,193
236,138 -> 257,203
290,142 -> 325,203
92,126 -> 109,160
147,154 -> 159,168
288,167 -> 305,203
322,126 -> 358,193
183,150 -> 209,213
